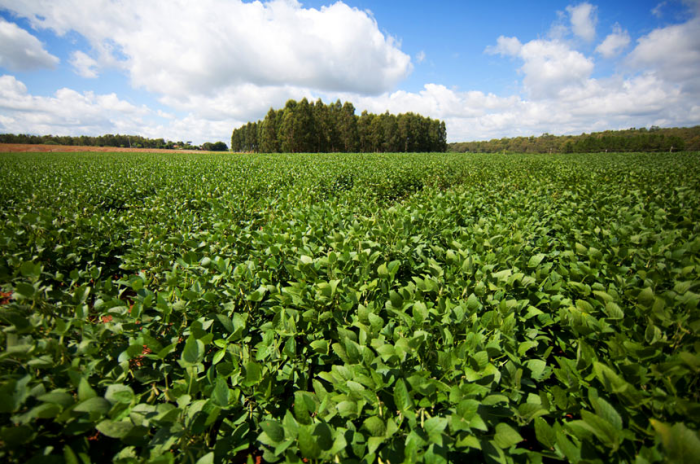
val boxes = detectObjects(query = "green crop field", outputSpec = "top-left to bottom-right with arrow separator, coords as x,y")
1,151 -> 699,464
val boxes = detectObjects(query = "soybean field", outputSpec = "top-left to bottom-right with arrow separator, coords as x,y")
1,152 -> 699,464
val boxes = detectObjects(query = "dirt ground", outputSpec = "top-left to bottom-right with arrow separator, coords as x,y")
0,143 -> 208,154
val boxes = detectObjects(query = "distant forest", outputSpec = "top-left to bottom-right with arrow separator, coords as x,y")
449,126 -> 700,153
0,133 -> 229,151
230,98 -> 447,153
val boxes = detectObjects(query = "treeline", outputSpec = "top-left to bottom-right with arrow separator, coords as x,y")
449,126 -> 700,153
230,98 -> 447,153
0,133 -> 229,151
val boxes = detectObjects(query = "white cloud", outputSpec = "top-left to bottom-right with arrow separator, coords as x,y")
0,74 -> 148,134
627,17 -> 700,93
486,36 -> 522,56
0,17 -> 59,71
342,72 -> 698,142
1,1 -> 700,146
69,51 -> 99,78
0,74 -> 253,143
416,51 -> 426,64
488,36 -> 594,99
595,24 -> 631,58
0,0 -> 412,97
566,3 -> 597,41
652,1 -> 667,18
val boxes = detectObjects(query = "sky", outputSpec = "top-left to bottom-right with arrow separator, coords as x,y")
0,0 -> 699,145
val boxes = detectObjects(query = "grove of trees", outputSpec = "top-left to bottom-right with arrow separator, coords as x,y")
0,133 -> 229,151
449,126 -> 699,154
230,98 -> 447,153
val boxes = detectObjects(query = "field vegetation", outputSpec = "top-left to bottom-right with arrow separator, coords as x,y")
449,126 -> 700,154
0,151 -> 699,463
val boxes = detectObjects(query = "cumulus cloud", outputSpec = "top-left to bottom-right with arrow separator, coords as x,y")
627,16 -> 700,93
342,73 -> 698,142
486,36 -> 522,56
0,17 -> 59,71
488,36 -> 594,99
69,51 -> 99,78
1,1 -> 700,145
0,74 -> 254,143
0,0 -> 412,96
0,74 -> 148,134
566,3 -> 597,41
595,24 -> 631,58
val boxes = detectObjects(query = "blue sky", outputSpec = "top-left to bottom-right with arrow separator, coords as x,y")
0,0 -> 699,144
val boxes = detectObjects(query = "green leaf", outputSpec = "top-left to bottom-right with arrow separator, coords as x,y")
96,419 -> 134,439
591,397 -> 622,430
593,362 -> 629,394
394,379 -> 412,412
243,362 -> 262,386
298,425 -> 321,459
260,420 -> 285,443
581,410 -> 621,450
638,287 -> 654,307
212,377 -> 229,407
15,283 -> 35,298
181,336 -> 203,365
195,452 -> 214,464
534,417 -> 556,449
0,425 -> 34,447
63,445 -> 79,464
650,420 -> 700,464
456,434 -> 481,450
604,302 -> 624,319
526,359 -> 547,380
78,377 -> 96,401
493,423 -> 523,449
74,397 -> 111,414
337,400 -> 358,418
247,286 -> 266,302
424,417 -> 448,445
105,385 -> 134,404
528,253 -> 546,268
310,340 -> 329,355
363,416 -> 386,437
467,293 -> 480,311
215,314 -> 233,333
556,430 -> 580,462
294,391 -> 313,425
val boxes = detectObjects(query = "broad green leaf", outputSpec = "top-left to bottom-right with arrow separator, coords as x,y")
96,419 -> 134,439
534,417 -> 556,449
493,423 -> 523,449
74,397 -> 111,414
78,377 -> 97,401
105,385 -> 135,404
212,377 -> 229,407
243,362 -> 262,386
528,253 -> 546,268
363,416 -> 386,437
181,336 -> 203,365
394,379 -> 412,412
298,425 -> 321,459
650,420 -> 700,464
260,420 -> 285,443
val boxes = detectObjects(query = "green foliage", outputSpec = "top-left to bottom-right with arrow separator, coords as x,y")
449,125 -> 700,153
0,151 -> 699,463
231,98 -> 448,153
201,142 -> 228,152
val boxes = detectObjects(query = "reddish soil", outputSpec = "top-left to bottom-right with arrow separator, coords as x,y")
0,143 -> 207,154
